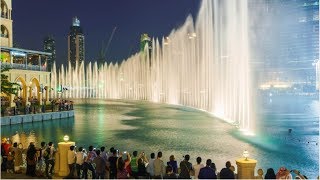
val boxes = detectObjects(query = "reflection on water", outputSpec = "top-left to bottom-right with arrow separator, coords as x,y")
1,97 -> 319,178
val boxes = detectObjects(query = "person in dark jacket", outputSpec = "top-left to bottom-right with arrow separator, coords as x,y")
264,168 -> 276,179
179,154 -> 193,179
198,159 -> 217,179
219,161 -> 235,179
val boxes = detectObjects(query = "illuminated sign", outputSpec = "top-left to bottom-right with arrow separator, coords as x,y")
10,51 -> 26,57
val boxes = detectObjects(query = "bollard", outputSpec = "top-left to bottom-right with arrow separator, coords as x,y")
57,141 -> 75,176
236,158 -> 257,179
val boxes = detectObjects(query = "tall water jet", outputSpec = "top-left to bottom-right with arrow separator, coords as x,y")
51,0 -> 254,133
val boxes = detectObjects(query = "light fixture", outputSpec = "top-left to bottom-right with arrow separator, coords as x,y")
243,150 -> 249,160
63,135 -> 69,142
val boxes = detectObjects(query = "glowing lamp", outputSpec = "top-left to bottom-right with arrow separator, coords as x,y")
63,135 -> 69,142
243,150 -> 249,160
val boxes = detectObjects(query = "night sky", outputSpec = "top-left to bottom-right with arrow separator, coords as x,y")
12,0 -> 200,66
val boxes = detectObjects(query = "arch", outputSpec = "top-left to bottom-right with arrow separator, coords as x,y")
0,0 -> 8,18
14,76 -> 27,101
29,77 -> 41,102
1,24 -> 9,38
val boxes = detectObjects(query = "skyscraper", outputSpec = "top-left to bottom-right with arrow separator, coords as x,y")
68,17 -> 85,68
43,35 -> 56,71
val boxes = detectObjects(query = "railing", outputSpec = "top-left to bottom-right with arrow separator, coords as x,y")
1,62 -> 48,72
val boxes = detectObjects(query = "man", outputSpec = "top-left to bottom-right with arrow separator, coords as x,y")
82,146 -> 97,179
179,154 -> 193,179
198,159 -> 217,179
219,161 -> 235,179
193,157 -> 204,178
67,145 -> 76,178
146,153 -> 155,178
76,147 -> 87,178
130,150 -> 138,178
45,142 -> 56,178
154,151 -> 165,178
93,150 -> 107,179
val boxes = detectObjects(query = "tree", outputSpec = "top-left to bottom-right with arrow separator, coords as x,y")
1,65 -> 19,96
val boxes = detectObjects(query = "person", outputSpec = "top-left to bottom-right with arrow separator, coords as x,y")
123,152 -> 132,177
230,165 -> 237,179
66,145 -> 76,178
45,142 -> 56,178
6,151 -> 14,174
292,169 -> 307,179
163,165 -> 177,179
179,154 -> 193,179
37,142 -> 46,176
93,150 -> 107,179
117,157 -> 129,179
198,159 -> 217,179
265,168 -> 276,179
82,146 -> 97,179
76,147 -> 87,178
130,150 -> 138,178
108,149 -> 118,179
167,155 -> 178,174
255,168 -> 264,179
26,143 -> 37,177
146,152 -> 156,178
219,161 -> 234,179
12,142 -> 23,174
276,167 -> 292,179
154,151 -> 166,178
193,156 -> 204,179
137,156 -> 148,178
100,146 -> 108,163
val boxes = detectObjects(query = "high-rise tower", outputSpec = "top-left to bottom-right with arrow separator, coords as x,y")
43,35 -> 56,71
68,17 -> 85,68
0,0 -> 13,47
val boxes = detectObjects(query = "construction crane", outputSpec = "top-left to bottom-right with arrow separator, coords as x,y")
98,26 -> 117,63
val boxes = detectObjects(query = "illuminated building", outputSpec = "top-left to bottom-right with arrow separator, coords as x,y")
68,17 -> 85,68
0,0 -> 51,107
43,36 -> 56,71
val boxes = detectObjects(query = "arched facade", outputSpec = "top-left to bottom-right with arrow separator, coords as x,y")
5,69 -> 51,106
0,0 -> 13,47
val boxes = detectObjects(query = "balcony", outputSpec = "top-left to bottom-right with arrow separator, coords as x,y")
1,62 -> 48,72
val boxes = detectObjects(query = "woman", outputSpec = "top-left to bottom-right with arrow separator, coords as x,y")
167,155 -> 178,174
137,158 -> 147,178
117,157 -> 129,179
26,143 -> 37,177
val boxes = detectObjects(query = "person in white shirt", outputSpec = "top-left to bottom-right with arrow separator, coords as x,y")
76,147 -> 87,178
146,152 -> 155,178
67,145 -> 76,178
193,157 -> 205,179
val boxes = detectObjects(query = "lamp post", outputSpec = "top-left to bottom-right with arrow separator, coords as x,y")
57,135 -> 75,176
236,150 -> 257,179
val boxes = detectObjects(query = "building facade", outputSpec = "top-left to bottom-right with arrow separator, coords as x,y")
0,0 -> 13,47
68,17 -> 85,68
1,0 -> 51,108
43,36 -> 56,71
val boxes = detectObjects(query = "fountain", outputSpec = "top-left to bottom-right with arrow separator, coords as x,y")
51,0 -> 254,133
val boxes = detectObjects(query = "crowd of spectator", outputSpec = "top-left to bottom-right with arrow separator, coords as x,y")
1,138 -> 312,179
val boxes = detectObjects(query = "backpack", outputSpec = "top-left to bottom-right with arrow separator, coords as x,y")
43,147 -> 50,160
